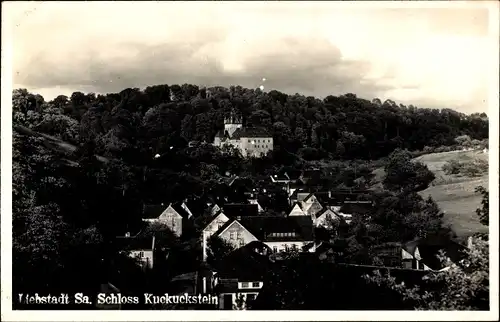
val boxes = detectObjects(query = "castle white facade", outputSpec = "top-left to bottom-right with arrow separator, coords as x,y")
213,112 -> 273,158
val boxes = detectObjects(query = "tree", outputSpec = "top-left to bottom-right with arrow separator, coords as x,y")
442,159 -> 461,175
475,186 -> 489,226
383,149 -> 435,192
233,293 -> 246,310
364,237 -> 489,310
206,236 -> 235,266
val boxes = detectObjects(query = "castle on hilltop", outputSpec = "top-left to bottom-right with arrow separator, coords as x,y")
213,110 -> 273,158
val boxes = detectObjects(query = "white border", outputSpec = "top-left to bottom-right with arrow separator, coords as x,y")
1,1 -> 499,321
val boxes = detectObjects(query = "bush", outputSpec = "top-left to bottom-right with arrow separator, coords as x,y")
442,159 -> 461,175
461,158 -> 488,177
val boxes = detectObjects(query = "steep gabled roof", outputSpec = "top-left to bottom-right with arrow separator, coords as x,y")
288,202 -> 305,216
142,203 -> 192,220
202,209 -> 230,232
403,237 -> 468,271
231,127 -> 272,139
171,202 -> 193,219
315,208 -> 341,221
238,216 -> 314,242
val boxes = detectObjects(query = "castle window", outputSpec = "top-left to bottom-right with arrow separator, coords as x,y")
248,139 -> 251,143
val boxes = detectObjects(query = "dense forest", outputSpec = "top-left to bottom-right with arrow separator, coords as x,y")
12,85 -> 489,309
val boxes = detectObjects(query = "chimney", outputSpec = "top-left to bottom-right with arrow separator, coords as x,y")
125,232 -> 131,238
328,191 -> 331,198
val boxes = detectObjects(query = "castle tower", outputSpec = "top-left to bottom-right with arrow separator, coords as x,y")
224,109 -> 243,137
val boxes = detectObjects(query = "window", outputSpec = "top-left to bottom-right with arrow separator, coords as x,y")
239,239 -> 245,247
248,139 -> 251,143
138,251 -> 145,258
285,244 -> 289,252
273,246 -> 278,253
229,232 -> 235,240
252,282 -> 260,288
292,244 -> 297,251
236,231 -> 241,239
241,282 -> 249,288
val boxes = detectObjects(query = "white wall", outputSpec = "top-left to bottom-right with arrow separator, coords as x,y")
264,241 -> 309,253
202,212 -> 230,261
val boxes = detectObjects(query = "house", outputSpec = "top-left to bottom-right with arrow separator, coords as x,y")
400,238 -> 467,271
337,202 -> 372,223
293,192 -> 323,218
142,202 -> 193,237
165,266 -> 219,309
288,203 -> 306,217
202,209 -> 231,261
313,208 -> 342,228
248,198 -> 264,213
202,204 -> 259,261
208,213 -> 314,254
116,235 -> 156,270
213,241 -> 273,310
269,172 -> 291,184
213,109 -> 273,158
238,216 -> 314,253
370,237 -> 468,271
210,203 -> 222,215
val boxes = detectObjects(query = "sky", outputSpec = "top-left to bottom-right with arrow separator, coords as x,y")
7,1 -> 498,114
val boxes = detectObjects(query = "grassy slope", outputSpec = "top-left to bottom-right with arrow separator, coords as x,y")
372,150 -> 489,239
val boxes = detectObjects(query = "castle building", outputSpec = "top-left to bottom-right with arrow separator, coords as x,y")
213,111 -> 273,158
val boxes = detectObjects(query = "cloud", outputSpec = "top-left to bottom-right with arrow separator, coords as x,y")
9,2 -> 495,113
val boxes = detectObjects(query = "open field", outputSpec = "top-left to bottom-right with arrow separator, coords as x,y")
372,150 -> 489,239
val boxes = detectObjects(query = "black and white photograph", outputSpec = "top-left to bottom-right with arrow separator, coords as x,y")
1,1 -> 498,320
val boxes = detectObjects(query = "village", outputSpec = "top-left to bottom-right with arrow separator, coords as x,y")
114,167 -> 468,310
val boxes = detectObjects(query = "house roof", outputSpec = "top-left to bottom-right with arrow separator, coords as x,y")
239,216 -> 314,242
270,169 -> 291,181
142,203 -> 192,219
115,235 -> 155,251
223,204 -> 259,218
403,237 -> 467,271
289,202 -> 303,211
315,208 -> 341,221
231,127 -> 272,139
297,192 -> 314,203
